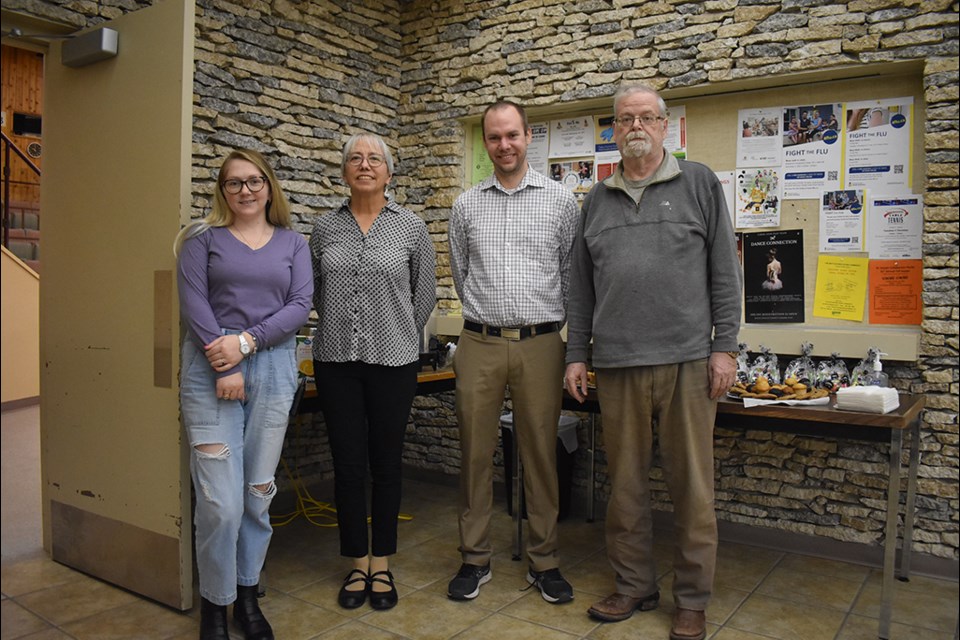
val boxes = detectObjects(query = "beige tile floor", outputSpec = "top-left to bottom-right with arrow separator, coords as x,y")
3,404 -> 958,640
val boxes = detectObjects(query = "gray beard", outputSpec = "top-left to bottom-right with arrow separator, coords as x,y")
621,138 -> 650,158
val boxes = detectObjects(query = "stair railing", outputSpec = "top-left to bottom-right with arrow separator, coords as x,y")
2,130 -> 42,248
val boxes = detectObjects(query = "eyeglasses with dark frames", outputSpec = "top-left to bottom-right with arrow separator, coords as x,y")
221,176 -> 267,194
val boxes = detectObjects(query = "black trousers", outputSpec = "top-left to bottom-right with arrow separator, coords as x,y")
314,359 -> 419,558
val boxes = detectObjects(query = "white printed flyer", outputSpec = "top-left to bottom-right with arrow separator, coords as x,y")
715,170 -> 736,230
781,103 -> 843,199
548,117 -> 595,158
843,97 -> 913,194
527,121 -> 550,176
736,107 -> 781,167
819,189 -> 865,253
664,105 -> 687,159
867,194 -> 923,259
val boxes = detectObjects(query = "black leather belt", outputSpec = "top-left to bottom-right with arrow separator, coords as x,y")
463,320 -> 560,340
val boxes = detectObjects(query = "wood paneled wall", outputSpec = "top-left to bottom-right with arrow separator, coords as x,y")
1,45 -> 43,206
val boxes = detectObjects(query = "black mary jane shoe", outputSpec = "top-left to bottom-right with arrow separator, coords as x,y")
338,569 -> 369,609
199,597 -> 229,640
233,584 -> 274,640
368,570 -> 399,610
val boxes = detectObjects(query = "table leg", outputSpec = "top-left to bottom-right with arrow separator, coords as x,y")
879,429 -> 903,640
512,425 -> 523,562
898,418 -> 921,581
588,414 -> 596,522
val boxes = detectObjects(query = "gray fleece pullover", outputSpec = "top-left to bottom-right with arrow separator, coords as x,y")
566,153 -> 742,368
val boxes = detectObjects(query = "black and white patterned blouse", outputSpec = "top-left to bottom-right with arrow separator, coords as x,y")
310,199 -> 437,366
449,167 -> 580,327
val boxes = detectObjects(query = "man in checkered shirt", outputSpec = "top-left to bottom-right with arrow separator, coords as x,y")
446,100 -> 580,605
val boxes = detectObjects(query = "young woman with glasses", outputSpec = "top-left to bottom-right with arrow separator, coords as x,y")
174,149 -> 313,640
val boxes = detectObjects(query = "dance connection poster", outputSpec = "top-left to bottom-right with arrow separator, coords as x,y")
735,168 -> 782,228
743,229 -> 805,323
869,259 -> 922,325
813,255 -> 869,321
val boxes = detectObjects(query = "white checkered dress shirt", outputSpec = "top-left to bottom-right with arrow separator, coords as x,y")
449,167 -> 580,327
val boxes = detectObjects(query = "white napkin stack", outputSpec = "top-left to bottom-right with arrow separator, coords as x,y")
835,386 -> 900,414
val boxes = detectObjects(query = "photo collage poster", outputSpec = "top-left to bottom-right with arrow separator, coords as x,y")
735,167 -> 782,228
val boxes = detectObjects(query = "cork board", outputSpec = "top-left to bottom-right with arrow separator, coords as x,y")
679,70 -> 925,360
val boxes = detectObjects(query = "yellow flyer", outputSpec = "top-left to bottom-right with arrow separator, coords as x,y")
813,255 -> 869,321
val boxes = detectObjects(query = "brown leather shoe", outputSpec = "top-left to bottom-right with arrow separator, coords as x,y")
670,608 -> 706,640
587,591 -> 659,622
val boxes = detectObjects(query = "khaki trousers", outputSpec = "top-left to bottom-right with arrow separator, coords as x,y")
453,328 -> 564,571
596,360 -> 717,610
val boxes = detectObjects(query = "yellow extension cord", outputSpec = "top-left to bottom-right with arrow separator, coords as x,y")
270,416 -> 414,528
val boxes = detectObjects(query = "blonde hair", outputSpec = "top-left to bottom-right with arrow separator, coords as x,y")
174,149 -> 292,256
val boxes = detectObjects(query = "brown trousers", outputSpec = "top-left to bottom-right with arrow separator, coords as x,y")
596,360 -> 717,610
453,329 -> 564,571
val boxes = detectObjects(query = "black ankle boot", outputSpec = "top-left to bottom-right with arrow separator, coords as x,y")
199,597 -> 229,640
233,584 -> 274,640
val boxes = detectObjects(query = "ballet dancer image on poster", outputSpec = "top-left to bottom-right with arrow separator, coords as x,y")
762,248 -> 783,291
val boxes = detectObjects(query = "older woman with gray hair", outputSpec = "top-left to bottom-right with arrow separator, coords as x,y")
309,133 -> 436,611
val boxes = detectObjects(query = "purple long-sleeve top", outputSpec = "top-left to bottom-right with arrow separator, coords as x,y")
177,225 -> 313,377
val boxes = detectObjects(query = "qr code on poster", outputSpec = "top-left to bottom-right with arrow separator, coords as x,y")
894,165 -> 903,174
828,171 -> 838,180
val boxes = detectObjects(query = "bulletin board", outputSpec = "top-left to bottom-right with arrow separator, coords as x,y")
680,67 -> 924,360
459,63 -> 925,361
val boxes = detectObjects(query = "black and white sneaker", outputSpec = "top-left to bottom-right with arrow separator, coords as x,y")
447,563 -> 491,600
526,567 -> 574,603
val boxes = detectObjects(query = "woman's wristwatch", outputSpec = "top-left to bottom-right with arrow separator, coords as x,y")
238,334 -> 253,357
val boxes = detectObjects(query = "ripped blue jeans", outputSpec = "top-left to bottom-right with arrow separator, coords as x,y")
179,333 -> 297,605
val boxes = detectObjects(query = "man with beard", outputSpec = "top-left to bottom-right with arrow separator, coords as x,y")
447,100 -> 580,604
564,85 -> 742,640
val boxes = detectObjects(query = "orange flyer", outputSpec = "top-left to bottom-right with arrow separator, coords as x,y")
869,260 -> 922,325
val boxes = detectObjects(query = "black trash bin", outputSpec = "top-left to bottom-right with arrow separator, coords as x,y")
500,413 -> 579,521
